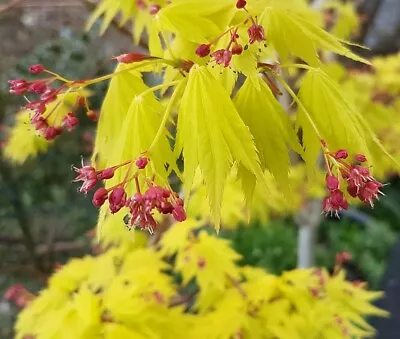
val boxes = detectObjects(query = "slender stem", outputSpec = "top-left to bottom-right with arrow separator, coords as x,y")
147,80 -> 186,153
134,175 -> 141,194
323,153 -> 333,176
83,60 -> 161,85
44,70 -> 70,83
139,80 -> 181,98
279,63 -> 316,71
275,74 -> 322,140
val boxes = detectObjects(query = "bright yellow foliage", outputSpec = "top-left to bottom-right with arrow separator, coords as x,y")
16,220 -> 387,339
6,2 -> 400,338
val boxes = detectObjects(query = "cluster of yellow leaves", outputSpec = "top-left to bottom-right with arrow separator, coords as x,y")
83,0 -> 397,228
16,221 -> 387,339
5,0 -> 396,227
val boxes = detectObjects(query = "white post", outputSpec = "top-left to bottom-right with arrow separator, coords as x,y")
295,200 -> 323,268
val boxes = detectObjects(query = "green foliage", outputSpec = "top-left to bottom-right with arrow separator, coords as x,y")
222,220 -> 298,274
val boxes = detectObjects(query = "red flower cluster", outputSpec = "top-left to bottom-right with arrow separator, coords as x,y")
8,64 -> 83,140
73,156 -> 186,234
195,5 -> 266,67
323,149 -> 384,216
125,185 -> 186,234
3,284 -> 34,307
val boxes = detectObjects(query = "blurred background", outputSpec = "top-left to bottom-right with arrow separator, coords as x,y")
0,0 -> 400,338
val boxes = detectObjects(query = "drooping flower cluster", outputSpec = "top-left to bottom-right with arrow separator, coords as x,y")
8,64 -> 88,140
73,156 -> 186,234
322,147 -> 384,216
125,184 -> 186,234
195,1 -> 265,67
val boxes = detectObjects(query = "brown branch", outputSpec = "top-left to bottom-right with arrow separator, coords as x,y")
0,0 -> 24,14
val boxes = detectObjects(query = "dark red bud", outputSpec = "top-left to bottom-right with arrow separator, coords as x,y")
92,187 -> 108,207
29,82 -> 47,94
334,149 -> 348,159
172,204 -> 186,222
29,64 -> 45,74
326,175 -> 340,192
109,187 -> 127,213
231,44 -> 243,55
347,184 -> 358,198
195,44 -> 211,58
100,168 -> 115,180
136,157 -> 149,169
236,0 -> 247,9
113,53 -> 157,64
43,126 -> 62,141
354,154 -> 367,162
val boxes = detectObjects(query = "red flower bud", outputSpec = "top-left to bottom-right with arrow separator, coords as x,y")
92,187 -> 108,207
347,184 -> 358,198
195,44 -> 211,57
236,0 -> 247,9
325,175 -> 339,192
231,44 -> 243,55
43,126 -> 62,141
29,81 -> 47,94
109,187 -> 127,213
354,154 -> 367,162
136,157 -> 149,169
113,53 -> 157,64
29,64 -> 45,74
159,201 -> 174,214
334,149 -> 348,159
8,79 -> 29,95
172,204 -> 187,222
100,167 -> 115,180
